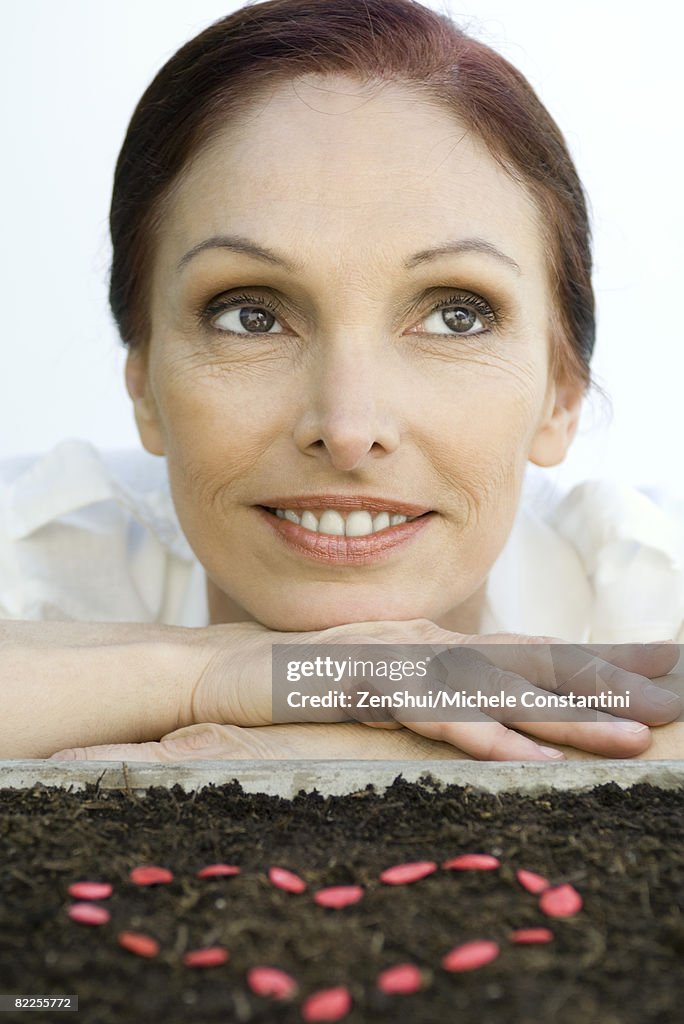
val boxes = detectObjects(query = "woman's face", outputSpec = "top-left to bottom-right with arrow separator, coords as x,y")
127,75 -> 583,632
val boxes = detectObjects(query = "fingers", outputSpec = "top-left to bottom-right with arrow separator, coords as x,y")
399,716 -> 565,761
510,719 -> 652,758
581,642 -> 680,677
48,741 -> 174,762
48,723 -> 286,762
444,641 -> 682,727
337,643 -> 659,759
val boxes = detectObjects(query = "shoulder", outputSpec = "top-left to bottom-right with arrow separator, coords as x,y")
548,479 -> 684,575
547,478 -> 684,642
484,473 -> 684,642
0,438 -> 201,622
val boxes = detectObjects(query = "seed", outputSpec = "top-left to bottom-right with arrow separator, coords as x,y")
301,985 -> 352,1022
269,866 -> 307,894
118,931 -> 160,958
247,966 -> 298,999
314,885 -> 364,909
129,865 -> 174,886
67,881 -> 113,900
509,927 -> 554,944
376,963 -> 423,995
182,946 -> 230,968
379,861 -> 438,885
516,868 -> 550,894
196,863 -> 241,879
67,902 -> 110,926
539,883 -> 583,917
442,854 -> 500,871
442,939 -> 500,972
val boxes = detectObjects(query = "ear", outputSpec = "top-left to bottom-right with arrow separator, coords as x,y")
124,348 -> 165,456
528,376 -> 585,468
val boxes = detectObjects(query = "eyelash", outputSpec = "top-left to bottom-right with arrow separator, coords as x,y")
199,289 -> 503,339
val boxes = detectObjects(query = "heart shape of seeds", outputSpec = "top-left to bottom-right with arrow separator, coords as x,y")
64,852 -> 583,1022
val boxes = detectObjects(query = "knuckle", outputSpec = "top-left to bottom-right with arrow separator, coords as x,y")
482,727 -> 513,761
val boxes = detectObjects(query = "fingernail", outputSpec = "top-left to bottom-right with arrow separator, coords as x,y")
645,685 -> 681,708
614,720 -> 649,733
49,750 -> 75,760
538,745 -> 565,759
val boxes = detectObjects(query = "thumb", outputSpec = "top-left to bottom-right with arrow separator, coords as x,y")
48,740 -> 173,762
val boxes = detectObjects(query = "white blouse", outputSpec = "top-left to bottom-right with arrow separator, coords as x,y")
1,438 -> 683,643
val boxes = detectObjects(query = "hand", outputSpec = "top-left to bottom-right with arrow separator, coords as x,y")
48,681 -> 684,762
48,720 -> 465,762
187,619 -> 681,762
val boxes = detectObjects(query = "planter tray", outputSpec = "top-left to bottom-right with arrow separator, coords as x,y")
1,758 -> 682,796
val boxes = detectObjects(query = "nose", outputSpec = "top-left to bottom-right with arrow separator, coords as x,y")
293,336 -> 401,472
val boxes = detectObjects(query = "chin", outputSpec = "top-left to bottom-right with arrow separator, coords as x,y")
251,594 -> 432,633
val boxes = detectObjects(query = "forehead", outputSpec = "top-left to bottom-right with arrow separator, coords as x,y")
157,74 -> 544,275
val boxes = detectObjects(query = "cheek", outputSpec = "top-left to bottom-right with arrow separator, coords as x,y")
417,361 -> 547,527
430,359 -> 546,459
152,358 -> 294,513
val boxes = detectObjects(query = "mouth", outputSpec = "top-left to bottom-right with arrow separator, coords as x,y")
257,505 -> 432,538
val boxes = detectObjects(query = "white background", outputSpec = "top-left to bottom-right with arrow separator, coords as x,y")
2,0 -> 682,497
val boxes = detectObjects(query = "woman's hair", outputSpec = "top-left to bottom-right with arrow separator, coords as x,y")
109,0 -> 596,391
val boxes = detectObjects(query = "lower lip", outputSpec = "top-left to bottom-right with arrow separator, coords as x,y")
255,507 -> 434,565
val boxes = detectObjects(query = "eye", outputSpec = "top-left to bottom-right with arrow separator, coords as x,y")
414,293 -> 499,338
200,289 -> 501,339
204,293 -> 286,336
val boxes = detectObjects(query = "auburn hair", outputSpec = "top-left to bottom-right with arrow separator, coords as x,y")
109,0 -> 596,390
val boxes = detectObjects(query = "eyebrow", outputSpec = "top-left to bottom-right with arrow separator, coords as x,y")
176,233 -> 521,276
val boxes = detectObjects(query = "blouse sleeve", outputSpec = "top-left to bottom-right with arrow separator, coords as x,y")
548,479 -> 684,643
0,439 -> 197,623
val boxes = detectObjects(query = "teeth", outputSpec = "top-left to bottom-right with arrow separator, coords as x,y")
372,512 -> 390,532
270,507 -> 413,536
345,510 -> 374,537
318,510 -> 346,535
300,511 -> 319,532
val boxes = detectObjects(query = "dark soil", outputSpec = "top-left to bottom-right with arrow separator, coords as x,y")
1,775 -> 683,1024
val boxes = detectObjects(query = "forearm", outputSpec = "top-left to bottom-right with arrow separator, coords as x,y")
0,620 -> 207,758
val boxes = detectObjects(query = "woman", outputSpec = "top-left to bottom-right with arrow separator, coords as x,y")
1,0 -> 682,762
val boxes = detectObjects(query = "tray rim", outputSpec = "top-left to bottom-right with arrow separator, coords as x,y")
1,759 -> 683,797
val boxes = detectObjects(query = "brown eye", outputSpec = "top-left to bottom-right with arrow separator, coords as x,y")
417,294 -> 496,337
440,306 -> 479,334
203,293 -> 286,336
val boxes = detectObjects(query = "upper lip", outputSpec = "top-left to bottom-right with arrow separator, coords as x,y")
257,494 -> 432,516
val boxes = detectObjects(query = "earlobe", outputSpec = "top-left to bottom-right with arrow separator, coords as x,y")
528,378 -> 585,468
124,348 -> 165,456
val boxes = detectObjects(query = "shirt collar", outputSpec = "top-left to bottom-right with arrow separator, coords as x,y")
3,438 -> 195,562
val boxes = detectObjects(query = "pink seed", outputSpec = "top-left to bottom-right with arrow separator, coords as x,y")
442,939 -> 500,972
301,985 -> 352,1022
539,883 -> 583,917
183,946 -> 230,968
269,866 -> 307,894
247,966 -> 298,999
129,865 -> 174,886
379,861 -> 438,885
314,885 -> 364,909
509,927 -> 554,944
67,902 -> 110,926
516,868 -> 551,894
196,863 -> 241,879
67,881 -> 113,900
118,931 -> 160,958
442,853 -> 500,871
376,963 -> 423,995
